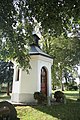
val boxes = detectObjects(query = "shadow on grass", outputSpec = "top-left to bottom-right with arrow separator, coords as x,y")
1,92 -> 80,120
32,99 -> 80,120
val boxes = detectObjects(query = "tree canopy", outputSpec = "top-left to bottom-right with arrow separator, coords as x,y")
0,61 -> 14,95
0,0 -> 32,70
28,0 -> 80,36
41,33 -> 80,88
0,0 -> 80,69
0,61 -> 13,84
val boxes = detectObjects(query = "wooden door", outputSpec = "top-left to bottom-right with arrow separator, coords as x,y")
41,67 -> 47,96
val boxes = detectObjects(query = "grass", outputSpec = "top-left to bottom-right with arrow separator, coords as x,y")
64,90 -> 79,100
0,92 -> 11,101
0,91 -> 80,120
16,102 -> 80,120
16,90 -> 80,120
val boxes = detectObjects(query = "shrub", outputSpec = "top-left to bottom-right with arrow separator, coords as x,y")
73,85 -> 78,91
34,91 -> 46,104
68,85 -> 78,91
54,91 -> 65,103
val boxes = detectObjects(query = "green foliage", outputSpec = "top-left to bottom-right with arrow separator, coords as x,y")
34,92 -> 47,104
0,0 -> 80,70
0,0 -> 33,71
42,34 -> 80,67
28,0 -> 80,36
0,61 -> 13,84
68,85 -> 78,91
63,67 -> 78,90
41,33 -> 80,88
54,91 -> 65,102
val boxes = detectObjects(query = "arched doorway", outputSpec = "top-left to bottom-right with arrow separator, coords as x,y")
41,67 -> 47,96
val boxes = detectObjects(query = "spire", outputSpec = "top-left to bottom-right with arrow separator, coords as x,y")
33,34 -> 40,47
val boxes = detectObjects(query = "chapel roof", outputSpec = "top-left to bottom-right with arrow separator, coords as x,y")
29,34 -> 53,59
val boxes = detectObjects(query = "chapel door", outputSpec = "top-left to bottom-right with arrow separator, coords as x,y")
41,67 -> 47,96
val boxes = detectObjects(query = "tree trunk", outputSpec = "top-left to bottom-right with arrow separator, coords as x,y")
7,82 -> 10,96
62,83 -> 64,91
59,66 -> 64,91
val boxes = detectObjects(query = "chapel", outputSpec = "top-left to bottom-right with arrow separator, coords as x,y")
11,34 -> 53,103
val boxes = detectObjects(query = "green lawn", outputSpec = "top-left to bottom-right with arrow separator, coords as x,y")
0,92 -> 11,101
64,90 -> 79,102
0,91 -> 80,120
16,91 -> 80,120
16,102 -> 80,120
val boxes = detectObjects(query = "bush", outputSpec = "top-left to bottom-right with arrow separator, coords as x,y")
68,85 -> 78,91
34,92 -> 46,104
73,85 -> 78,91
54,91 -> 65,103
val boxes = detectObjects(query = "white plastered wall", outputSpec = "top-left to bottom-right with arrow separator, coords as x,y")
11,55 -> 53,103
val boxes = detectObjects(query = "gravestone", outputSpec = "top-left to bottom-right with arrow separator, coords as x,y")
0,101 -> 18,120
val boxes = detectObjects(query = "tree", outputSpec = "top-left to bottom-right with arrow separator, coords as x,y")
0,61 -> 14,95
0,0 -> 33,71
41,33 -> 80,90
28,0 -> 80,36
0,0 -> 80,70
63,67 -> 78,90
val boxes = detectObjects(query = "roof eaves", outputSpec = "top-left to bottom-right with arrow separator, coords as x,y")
30,52 -> 53,59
